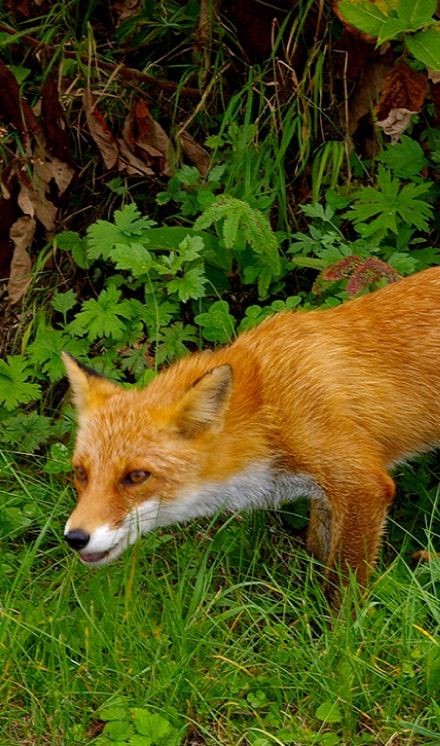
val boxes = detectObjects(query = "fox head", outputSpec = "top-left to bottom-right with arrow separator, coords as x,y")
62,353 -> 234,566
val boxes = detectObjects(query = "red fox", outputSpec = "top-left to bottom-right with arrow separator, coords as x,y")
63,266 -> 440,597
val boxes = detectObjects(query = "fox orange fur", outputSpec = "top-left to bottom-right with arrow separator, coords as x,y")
63,266 -> 440,596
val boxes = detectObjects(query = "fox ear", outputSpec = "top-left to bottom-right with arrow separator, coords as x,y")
62,352 -> 122,416
174,364 -> 233,438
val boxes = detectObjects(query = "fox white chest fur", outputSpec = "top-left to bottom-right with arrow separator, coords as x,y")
66,462 -> 322,566
63,266 -> 440,596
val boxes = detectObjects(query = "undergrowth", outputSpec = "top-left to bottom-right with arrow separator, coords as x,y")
2,131 -> 440,453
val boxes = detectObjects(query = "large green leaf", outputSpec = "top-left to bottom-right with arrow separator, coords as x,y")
337,0 -> 387,36
315,700 -> 344,724
377,17 -> 406,44
147,227 -> 218,253
406,27 -> 440,70
397,0 -> 436,28
0,356 -> 41,410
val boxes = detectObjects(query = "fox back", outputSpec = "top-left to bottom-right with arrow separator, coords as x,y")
63,266 -> 440,595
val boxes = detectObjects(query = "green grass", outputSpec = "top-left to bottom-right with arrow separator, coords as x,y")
1,456 -> 439,746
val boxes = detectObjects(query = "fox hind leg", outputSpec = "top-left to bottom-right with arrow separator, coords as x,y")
317,469 -> 396,601
306,497 -> 332,563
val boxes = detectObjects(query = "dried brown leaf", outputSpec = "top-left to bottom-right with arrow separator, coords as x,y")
7,215 -> 35,304
13,143 -> 74,233
376,108 -> 416,144
123,99 -> 173,176
0,163 -> 17,202
16,148 -> 73,234
17,173 -> 58,232
34,142 -> 75,198
116,137 -> 155,176
428,68 -> 440,85
179,131 -> 210,176
375,60 -> 427,120
374,61 -> 427,143
83,88 -> 119,169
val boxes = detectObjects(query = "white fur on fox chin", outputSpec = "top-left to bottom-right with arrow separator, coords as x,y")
67,462 -> 323,566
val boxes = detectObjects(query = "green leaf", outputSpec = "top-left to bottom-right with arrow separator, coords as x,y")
132,709 -> 176,744
68,286 -> 136,341
87,205 -> 154,261
411,245 -> 440,267
152,322 -> 197,365
51,289 -> 78,319
3,505 -> 35,538
247,689 -> 269,708
397,0 -> 436,28
222,208 -> 240,247
55,230 -> 89,269
87,219 -> 125,261
99,707 -> 129,721
165,266 -> 207,302
301,202 -> 329,220
346,166 -> 433,237
207,164 -> 226,182
196,188 -> 216,210
140,299 -> 178,330
337,0 -> 388,37
27,326 -> 88,382
104,719 -> 135,741
194,195 -> 281,289
112,242 -> 153,276
146,227 -> 218,255
377,17 -> 407,44
0,356 -> 41,410
0,412 -> 53,452
129,735 -> 155,746
315,700 -> 344,724
44,442 -> 71,474
177,235 -> 205,262
318,734 -> 343,746
242,258 -> 277,299
114,203 -> 156,236
406,27 -> 440,71
393,181 -> 433,231
376,136 -> 429,178
238,304 -> 274,332
195,301 -> 235,344
7,64 -> 31,84
160,236 -> 204,275
387,251 -> 419,274
106,177 -> 128,196
175,165 -> 200,186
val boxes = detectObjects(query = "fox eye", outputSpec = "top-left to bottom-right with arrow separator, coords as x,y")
123,470 -> 151,486
73,465 -> 87,484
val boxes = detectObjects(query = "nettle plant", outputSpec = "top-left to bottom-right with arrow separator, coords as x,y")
1,140 -> 439,457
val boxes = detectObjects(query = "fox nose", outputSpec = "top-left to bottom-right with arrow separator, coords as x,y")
64,528 -> 90,551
